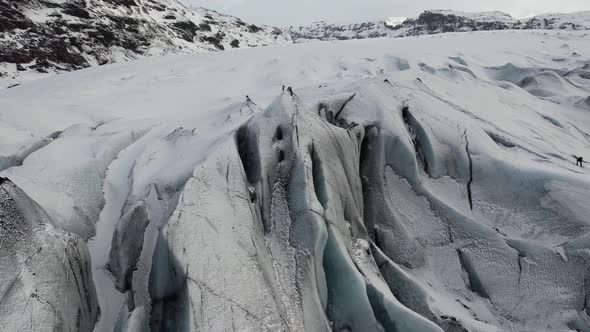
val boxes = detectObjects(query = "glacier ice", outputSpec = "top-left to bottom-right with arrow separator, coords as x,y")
0,178 -> 98,331
0,30 -> 589,331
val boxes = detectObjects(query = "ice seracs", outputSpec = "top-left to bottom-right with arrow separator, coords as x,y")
0,29 -> 589,331
0,0 -> 291,88
0,178 -> 98,331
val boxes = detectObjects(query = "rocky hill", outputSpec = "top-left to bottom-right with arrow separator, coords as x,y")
0,0 -> 292,88
4,4 -> 589,89
1,29 -> 590,332
288,10 -> 590,42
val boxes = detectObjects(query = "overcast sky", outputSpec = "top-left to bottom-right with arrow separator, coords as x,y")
182,0 -> 589,26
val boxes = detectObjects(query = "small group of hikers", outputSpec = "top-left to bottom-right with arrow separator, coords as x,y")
244,89 -> 586,171
282,85 -> 294,96
245,85 -> 294,104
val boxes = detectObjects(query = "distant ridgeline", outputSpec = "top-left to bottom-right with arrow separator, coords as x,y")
288,10 -> 590,42
2,3 -> 589,88
0,0 -> 291,86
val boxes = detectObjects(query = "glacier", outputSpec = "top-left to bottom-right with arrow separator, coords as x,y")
0,30 -> 590,331
0,177 -> 98,331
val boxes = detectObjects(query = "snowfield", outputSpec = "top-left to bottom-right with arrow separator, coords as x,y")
1,29 -> 590,331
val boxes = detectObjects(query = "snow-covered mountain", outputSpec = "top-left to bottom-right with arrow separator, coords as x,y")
288,10 -> 590,42
0,0 -> 291,88
1,29 -> 590,331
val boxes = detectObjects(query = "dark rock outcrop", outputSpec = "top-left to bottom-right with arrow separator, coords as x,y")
0,0 -> 291,87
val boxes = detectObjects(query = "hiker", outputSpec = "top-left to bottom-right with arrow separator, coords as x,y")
576,156 -> 584,167
246,95 -> 252,103
287,86 -> 293,96
282,85 -> 285,91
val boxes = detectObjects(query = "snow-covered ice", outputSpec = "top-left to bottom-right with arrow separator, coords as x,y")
1,29 -> 590,331
0,178 -> 98,331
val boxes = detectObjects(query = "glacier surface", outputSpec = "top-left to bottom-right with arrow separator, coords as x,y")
0,30 -> 590,331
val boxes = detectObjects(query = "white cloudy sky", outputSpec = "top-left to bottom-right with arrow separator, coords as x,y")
182,0 -> 589,26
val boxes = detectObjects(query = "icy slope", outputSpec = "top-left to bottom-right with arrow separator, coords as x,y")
0,0 -> 291,88
1,30 -> 590,331
0,178 -> 98,331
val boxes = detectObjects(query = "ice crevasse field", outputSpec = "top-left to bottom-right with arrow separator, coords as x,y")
1,29 -> 590,331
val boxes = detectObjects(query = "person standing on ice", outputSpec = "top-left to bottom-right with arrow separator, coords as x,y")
576,156 -> 584,167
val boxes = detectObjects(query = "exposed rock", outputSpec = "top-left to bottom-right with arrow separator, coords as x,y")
248,24 -> 262,33
199,22 -> 212,31
0,0 -> 292,88
171,20 -> 199,42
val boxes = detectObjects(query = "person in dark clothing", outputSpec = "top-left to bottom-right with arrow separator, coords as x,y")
282,85 -> 285,91
577,156 -> 584,167
246,95 -> 252,103
287,86 -> 293,96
